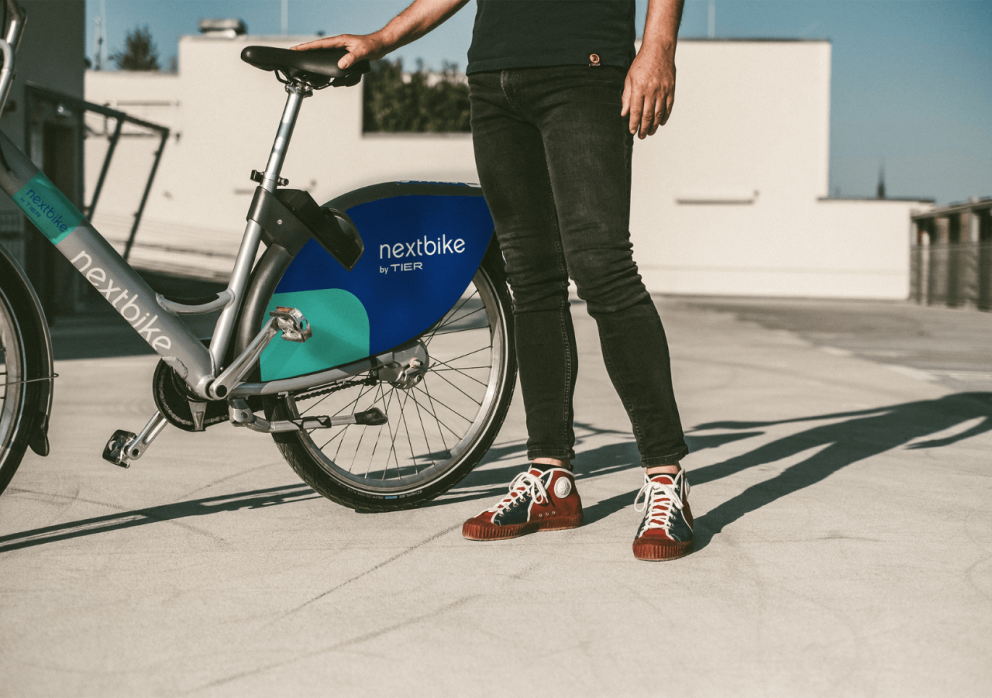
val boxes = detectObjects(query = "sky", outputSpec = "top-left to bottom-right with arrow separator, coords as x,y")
84,0 -> 992,205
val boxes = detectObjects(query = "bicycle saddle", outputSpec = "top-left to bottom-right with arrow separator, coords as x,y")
240,46 -> 370,88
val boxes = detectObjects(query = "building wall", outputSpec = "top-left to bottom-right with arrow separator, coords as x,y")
84,35 -> 931,297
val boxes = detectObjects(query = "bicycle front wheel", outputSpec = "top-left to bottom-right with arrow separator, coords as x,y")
0,279 -> 30,495
268,256 -> 516,511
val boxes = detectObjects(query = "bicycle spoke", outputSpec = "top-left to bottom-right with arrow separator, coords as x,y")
427,307 -> 488,336
423,293 -> 477,345
381,385 -> 401,479
432,369 -> 483,406
413,384 -> 471,432
363,383 -> 388,478
429,357 -> 491,388
432,366 -> 491,371
436,345 -> 490,366
419,379 -> 453,453
411,387 -> 438,464
397,389 -> 419,475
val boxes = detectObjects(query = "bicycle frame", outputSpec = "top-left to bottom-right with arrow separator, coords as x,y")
0,53 -> 314,401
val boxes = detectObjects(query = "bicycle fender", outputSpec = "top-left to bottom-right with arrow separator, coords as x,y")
258,182 -> 493,381
0,244 -> 54,457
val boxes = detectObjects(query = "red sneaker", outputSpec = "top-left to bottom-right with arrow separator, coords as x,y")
632,469 -> 694,561
462,466 -> 583,541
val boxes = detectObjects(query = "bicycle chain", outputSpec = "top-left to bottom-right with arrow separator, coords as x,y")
292,375 -> 377,402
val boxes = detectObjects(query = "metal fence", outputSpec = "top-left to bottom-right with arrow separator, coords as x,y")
911,242 -> 992,310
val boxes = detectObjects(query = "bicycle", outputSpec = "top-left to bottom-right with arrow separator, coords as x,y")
0,0 -> 516,511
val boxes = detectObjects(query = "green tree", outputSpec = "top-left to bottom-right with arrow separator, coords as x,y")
114,25 -> 160,71
363,59 -> 470,133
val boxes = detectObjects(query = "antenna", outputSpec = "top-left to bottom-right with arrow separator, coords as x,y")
877,160 -> 886,199
708,0 -> 715,39
100,0 -> 108,69
94,15 -> 103,70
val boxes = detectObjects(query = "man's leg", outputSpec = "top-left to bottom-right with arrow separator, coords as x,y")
519,65 -> 689,469
521,65 -> 692,560
468,70 -> 578,465
461,71 -> 584,541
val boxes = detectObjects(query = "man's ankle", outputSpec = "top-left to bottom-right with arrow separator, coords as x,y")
646,464 -> 680,476
533,457 -> 572,471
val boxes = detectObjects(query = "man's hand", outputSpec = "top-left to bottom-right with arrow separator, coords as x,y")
623,0 -> 683,139
292,33 -> 388,70
621,49 -> 676,139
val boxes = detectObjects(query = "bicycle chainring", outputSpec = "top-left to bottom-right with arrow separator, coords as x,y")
153,360 -> 229,432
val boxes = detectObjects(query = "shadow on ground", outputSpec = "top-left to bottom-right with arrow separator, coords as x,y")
2,394 -> 989,553
0,484 -> 317,553
689,391 -> 992,550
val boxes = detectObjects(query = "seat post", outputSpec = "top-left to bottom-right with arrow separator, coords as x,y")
260,82 -> 310,192
207,81 -> 310,371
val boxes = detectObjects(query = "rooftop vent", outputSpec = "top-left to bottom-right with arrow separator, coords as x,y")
198,19 -> 247,38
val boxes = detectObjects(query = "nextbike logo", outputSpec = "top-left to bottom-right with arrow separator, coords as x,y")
12,172 -> 85,245
378,234 -> 466,275
21,189 -> 73,232
70,250 -> 173,352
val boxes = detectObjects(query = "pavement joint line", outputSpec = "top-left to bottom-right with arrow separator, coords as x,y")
264,521 -> 463,626
191,595 -> 480,694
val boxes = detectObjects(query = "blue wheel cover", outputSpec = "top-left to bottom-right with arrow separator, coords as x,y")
261,184 -> 494,381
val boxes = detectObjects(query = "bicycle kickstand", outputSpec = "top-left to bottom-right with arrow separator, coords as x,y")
102,411 -> 169,468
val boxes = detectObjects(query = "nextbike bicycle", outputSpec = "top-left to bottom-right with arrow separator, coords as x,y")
0,0 -> 516,510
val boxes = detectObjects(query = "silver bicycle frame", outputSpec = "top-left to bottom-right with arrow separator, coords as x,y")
0,0 -> 386,400
0,10 -> 320,400
0,90 -> 311,398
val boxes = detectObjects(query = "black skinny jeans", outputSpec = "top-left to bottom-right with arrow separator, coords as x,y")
468,65 -> 689,467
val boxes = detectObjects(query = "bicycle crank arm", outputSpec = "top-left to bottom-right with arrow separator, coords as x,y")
228,398 -> 386,434
208,307 -> 312,400
102,411 -> 169,468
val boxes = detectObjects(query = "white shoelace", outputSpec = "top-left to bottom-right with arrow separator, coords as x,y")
486,470 -> 551,515
634,470 -> 688,531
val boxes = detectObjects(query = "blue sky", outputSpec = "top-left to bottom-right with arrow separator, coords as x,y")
85,0 -> 991,204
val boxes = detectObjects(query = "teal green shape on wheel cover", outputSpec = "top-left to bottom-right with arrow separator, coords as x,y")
260,289 -> 370,381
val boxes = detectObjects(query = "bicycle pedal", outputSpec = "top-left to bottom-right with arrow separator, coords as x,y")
102,429 -> 135,469
269,306 -> 312,343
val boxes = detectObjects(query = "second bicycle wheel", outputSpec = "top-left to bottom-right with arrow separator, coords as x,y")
0,276 -> 29,496
267,254 -> 516,511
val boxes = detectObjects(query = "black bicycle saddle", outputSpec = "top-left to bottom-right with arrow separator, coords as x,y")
240,46 -> 370,88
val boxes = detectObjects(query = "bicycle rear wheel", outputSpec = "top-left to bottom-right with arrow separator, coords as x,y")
0,280 -> 30,495
267,255 -> 516,511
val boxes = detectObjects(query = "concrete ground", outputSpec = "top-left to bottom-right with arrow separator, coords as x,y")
1,297 -> 990,697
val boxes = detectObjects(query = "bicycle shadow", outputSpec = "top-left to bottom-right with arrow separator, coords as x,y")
0,484 -> 317,554
688,391 -> 992,551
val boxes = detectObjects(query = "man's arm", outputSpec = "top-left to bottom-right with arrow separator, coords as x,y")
293,0 -> 469,69
621,0 -> 684,139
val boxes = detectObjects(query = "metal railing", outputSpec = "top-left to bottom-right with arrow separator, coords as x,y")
25,82 -> 170,262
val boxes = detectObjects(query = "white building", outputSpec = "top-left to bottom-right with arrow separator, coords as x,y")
84,34 -> 932,298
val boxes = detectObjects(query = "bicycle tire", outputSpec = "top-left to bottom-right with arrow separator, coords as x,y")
264,250 -> 516,511
0,276 -> 32,496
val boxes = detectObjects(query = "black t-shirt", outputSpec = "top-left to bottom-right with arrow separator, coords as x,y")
466,0 -> 637,74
